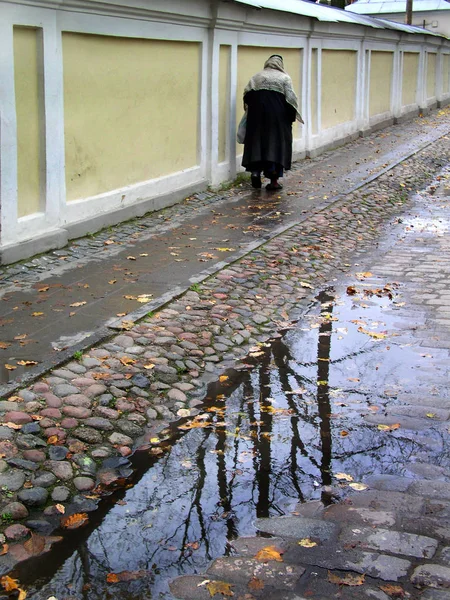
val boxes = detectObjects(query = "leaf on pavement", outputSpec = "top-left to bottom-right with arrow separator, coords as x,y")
1,576 -> 20,592
61,513 -> 89,530
355,272 -> 373,279
31,312 -> 44,317
120,320 -> 134,330
346,286 -> 358,295
219,375 -> 229,382
120,357 -> 136,366
340,430 -> 349,437
70,302 -> 87,307
335,473 -> 354,482
24,533 -> 46,556
5,364 -> 17,370
37,286 -> 50,292
379,583 -> 405,597
127,256 -> 136,261
358,327 -> 387,339
426,412 -> 436,418
349,482 -> 368,491
247,576 -> 264,591
299,281 -> 313,289
206,580 -> 234,597
0,342 -> 11,349
47,435 -> 59,445
136,295 -> 153,303
254,545 -> 284,562
1,422 -> 22,430
0,544 -> 8,556
106,570 -> 148,583
298,538 -> 317,548
377,423 -> 400,431
17,360 -> 38,367
328,571 -> 365,586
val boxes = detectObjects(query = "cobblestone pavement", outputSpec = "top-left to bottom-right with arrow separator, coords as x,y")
0,110 -> 448,391
1,117 -> 450,595
169,170 -> 450,598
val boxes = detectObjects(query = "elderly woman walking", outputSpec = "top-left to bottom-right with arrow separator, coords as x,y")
242,55 -> 303,191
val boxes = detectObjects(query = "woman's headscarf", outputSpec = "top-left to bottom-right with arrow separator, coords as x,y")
244,55 -> 304,123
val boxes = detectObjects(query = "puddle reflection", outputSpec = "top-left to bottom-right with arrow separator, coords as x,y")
19,288 -> 450,599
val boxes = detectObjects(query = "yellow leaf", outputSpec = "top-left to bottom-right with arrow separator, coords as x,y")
150,438 -> 159,444
355,272 -> 373,279
14,334 -> 27,340
219,375 -> 229,382
358,327 -> 387,339
140,253 -> 149,257
38,286 -> 50,293
32,312 -> 44,317
206,580 -> 234,597
16,360 -> 38,367
136,295 -> 153,303
300,281 -> 313,289
1,576 -> 19,592
328,571 -> 365,586
214,247 -> 236,252
377,423 -> 400,431
55,504 -> 65,514
1,422 -> 22,430
0,342 -> 11,349
335,472 -> 354,482
70,301 -> 87,307
143,363 -> 155,370
349,482 -> 368,491
298,538 -> 317,548
426,412 -> 436,418
108,280 -> 117,285
104,240 -> 115,245
4,364 -> 16,371
61,513 -> 89,529
124,295 -> 137,300
340,430 -> 349,437
120,320 -> 135,330
120,357 -> 136,366
127,256 -> 136,260
254,545 -> 284,562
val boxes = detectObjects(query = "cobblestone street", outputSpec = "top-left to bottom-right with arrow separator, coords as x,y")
1,111 -> 450,598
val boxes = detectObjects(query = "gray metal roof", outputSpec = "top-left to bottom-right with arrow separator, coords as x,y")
233,0 -> 442,34
346,0 -> 450,14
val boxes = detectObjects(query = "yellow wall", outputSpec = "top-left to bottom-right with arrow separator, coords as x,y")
443,54 -> 450,94
219,46 -> 231,163
369,51 -> 393,117
427,52 -> 437,98
14,27 -> 42,217
237,46 -> 302,149
311,49 -> 318,134
402,52 -> 419,106
321,50 -> 356,129
63,33 -> 201,202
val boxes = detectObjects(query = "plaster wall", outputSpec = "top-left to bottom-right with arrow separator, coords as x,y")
427,51 -> 437,98
13,26 -> 42,217
63,33 -> 201,202
370,51 -> 394,116
321,50 -> 357,129
219,45 -> 231,164
402,52 -> 419,106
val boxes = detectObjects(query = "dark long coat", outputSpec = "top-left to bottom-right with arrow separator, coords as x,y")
242,89 -> 296,171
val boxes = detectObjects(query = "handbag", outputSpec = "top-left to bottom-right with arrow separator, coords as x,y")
237,111 -> 247,144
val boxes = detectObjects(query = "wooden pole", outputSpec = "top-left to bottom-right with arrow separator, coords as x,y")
406,0 -> 413,25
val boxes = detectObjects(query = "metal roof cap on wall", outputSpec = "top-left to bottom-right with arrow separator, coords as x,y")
345,0 -> 450,14
234,0 -> 442,35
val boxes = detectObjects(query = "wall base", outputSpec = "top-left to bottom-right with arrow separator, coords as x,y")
306,132 -> 359,159
0,180 -> 208,266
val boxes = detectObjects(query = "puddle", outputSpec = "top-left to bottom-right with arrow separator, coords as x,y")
10,286 -> 450,599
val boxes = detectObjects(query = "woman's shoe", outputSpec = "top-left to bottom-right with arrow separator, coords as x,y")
251,173 -> 262,188
266,182 -> 283,191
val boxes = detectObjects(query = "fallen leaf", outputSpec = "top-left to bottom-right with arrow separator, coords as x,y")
1,576 -> 20,592
206,580 -> 234,597
120,357 -> 136,366
254,545 -> 284,562
31,312 -> 44,317
143,363 -> 155,370
106,570 -> 147,583
4,364 -> 17,371
377,423 -> 400,431
108,280 -> 117,285
14,334 -> 27,340
127,256 -> 136,261
346,286 -> 358,295
347,377 -> 360,382
340,430 -> 349,437
349,482 -> 368,491
104,240 -> 115,245
358,327 -> 387,339
17,360 -> 38,367
55,504 -> 65,514
38,286 -> 50,293
215,247 -> 236,252
47,435 -> 59,445
24,533 -> 46,556
247,576 -> 264,591
379,583 -> 405,597
328,571 -> 365,586
298,538 -> 317,548
0,342 -> 11,349
426,412 -> 436,418
219,375 -> 229,382
335,472 -> 354,482
299,281 -> 313,289
136,295 -> 153,303
0,544 -> 8,556
355,272 -> 373,279
116,313 -> 126,317
1,422 -> 22,430
61,513 -> 89,529
120,320 -> 134,330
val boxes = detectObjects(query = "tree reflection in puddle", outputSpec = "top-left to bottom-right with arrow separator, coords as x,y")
21,290 -> 449,599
